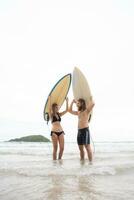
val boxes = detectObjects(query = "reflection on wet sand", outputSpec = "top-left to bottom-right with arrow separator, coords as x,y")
44,159 -> 99,200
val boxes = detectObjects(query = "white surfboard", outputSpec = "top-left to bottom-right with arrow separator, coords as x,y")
72,67 -> 93,119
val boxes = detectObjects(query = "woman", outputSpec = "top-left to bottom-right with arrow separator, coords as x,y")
68,97 -> 95,162
48,96 -> 68,160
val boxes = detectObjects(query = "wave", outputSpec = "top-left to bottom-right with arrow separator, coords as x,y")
1,150 -> 134,158
0,151 -> 52,157
0,161 -> 134,177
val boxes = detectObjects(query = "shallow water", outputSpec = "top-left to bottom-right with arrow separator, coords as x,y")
0,142 -> 134,200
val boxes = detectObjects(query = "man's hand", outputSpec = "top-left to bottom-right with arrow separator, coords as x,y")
72,99 -> 76,103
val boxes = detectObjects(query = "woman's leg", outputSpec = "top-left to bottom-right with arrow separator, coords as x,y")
78,145 -> 85,160
58,134 -> 64,159
84,144 -> 92,162
51,133 -> 58,160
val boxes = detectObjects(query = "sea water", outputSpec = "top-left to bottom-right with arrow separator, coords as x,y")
0,141 -> 134,200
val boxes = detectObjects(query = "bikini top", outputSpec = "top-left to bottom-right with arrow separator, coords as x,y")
51,113 -> 61,123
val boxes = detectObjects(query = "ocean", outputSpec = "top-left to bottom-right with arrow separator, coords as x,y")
0,141 -> 134,200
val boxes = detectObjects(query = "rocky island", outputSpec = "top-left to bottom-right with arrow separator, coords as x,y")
8,135 -> 50,142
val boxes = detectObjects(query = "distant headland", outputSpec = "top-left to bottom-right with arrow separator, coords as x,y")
8,135 -> 50,142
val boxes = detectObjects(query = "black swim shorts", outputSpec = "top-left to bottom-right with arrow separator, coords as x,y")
77,127 -> 90,145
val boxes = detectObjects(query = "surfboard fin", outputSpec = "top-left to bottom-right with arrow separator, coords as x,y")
44,112 -> 49,124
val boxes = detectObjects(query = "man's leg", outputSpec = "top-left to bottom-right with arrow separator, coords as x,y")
85,144 -> 92,162
78,145 -> 85,160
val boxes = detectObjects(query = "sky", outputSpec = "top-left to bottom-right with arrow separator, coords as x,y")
0,0 -> 134,142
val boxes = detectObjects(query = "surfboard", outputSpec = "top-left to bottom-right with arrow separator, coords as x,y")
72,67 -> 93,119
43,73 -> 71,121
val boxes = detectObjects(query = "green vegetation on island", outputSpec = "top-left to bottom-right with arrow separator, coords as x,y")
9,135 -> 50,142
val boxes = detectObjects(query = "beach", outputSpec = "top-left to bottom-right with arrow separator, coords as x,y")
0,141 -> 134,200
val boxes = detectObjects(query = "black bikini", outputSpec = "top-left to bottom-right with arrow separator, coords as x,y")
51,113 -> 64,137
51,131 -> 64,137
51,113 -> 61,123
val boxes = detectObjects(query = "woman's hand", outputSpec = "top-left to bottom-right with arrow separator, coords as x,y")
66,97 -> 69,102
68,99 -> 78,115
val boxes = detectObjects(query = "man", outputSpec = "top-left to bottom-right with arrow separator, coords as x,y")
68,97 -> 95,162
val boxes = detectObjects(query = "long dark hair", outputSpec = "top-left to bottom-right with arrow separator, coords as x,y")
45,103 -> 58,124
51,103 -> 58,116
78,98 -> 86,111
